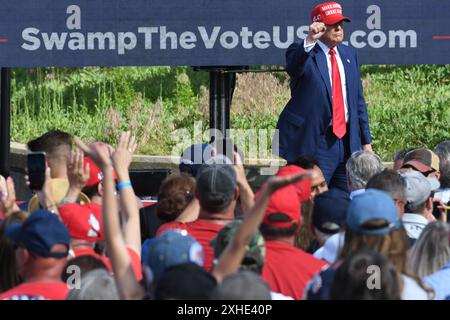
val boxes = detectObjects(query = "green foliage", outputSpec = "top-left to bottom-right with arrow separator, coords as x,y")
362,64 -> 450,160
10,65 -> 450,160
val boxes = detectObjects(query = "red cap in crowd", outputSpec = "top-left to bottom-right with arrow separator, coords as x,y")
58,202 -> 103,242
84,156 -> 117,187
275,165 -> 311,202
262,185 -> 302,229
311,2 -> 351,25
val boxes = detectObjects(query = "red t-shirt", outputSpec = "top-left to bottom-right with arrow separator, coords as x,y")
0,282 -> 69,300
262,240 -> 328,300
73,247 -> 143,281
157,220 -> 228,272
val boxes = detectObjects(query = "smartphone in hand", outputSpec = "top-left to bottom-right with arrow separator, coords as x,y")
27,152 -> 47,190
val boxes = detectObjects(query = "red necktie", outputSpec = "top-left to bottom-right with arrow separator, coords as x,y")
329,48 -> 346,139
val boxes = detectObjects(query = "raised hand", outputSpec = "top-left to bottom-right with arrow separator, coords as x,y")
306,22 -> 326,45
111,132 -> 137,181
264,170 -> 313,195
0,175 -> 20,216
74,137 -> 113,170
67,148 -> 90,190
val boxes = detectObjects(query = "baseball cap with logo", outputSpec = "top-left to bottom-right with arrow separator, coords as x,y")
146,229 -> 204,282
346,189 -> 402,235
311,2 -> 351,25
401,148 -> 440,174
210,220 -> 266,273
58,203 -> 103,242
6,209 -> 70,258
401,172 -> 440,207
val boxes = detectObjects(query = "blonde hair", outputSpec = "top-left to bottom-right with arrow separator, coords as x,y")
409,221 -> 450,278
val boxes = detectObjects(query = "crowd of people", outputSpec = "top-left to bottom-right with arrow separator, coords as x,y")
0,129 -> 450,300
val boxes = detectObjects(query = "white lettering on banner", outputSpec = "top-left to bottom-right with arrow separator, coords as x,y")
20,5 -> 418,54
179,31 -> 197,49
220,31 -> 239,49
240,27 -> 253,49
198,26 -> 221,49
68,32 -> 85,50
118,32 -> 137,55
42,32 -> 67,50
138,27 -> 158,49
254,31 -> 270,49
87,32 -> 115,50
273,26 -> 294,49
22,28 -> 40,50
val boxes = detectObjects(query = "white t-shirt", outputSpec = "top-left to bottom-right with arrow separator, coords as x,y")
402,274 -> 430,300
402,213 -> 429,240
313,232 -> 345,264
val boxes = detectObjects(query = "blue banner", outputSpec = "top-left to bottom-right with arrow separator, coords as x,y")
0,0 -> 448,66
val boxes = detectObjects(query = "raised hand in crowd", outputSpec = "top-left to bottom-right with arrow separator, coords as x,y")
64,148 -> 90,203
212,170 -> 312,283
233,150 -> 255,215
0,175 -> 20,216
76,132 -> 144,299
111,132 -> 141,258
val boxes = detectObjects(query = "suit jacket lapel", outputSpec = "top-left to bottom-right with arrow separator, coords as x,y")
313,46 -> 332,105
338,45 -> 353,109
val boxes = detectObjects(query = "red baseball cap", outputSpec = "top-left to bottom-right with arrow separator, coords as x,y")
261,185 -> 302,229
84,156 -> 117,187
275,165 -> 311,202
311,2 -> 351,25
58,202 -> 103,242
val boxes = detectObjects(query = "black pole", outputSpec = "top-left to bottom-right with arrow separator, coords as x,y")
0,67 -> 10,177
209,71 -> 219,143
219,72 -> 227,137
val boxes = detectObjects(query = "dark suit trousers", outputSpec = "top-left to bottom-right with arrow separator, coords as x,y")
315,125 -> 350,192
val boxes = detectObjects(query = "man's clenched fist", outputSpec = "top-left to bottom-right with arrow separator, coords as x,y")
306,22 -> 326,45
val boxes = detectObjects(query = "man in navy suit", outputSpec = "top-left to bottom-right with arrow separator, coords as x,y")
274,2 -> 372,191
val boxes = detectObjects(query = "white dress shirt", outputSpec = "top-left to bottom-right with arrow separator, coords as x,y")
304,40 -> 349,123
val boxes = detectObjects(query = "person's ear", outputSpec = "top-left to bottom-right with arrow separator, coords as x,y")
20,247 -> 31,265
426,197 -> 433,210
435,171 -> 441,180
233,186 -> 240,201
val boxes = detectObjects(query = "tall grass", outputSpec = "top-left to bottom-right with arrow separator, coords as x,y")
11,65 -> 450,160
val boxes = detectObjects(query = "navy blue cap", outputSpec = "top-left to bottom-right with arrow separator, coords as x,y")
312,188 -> 350,234
6,209 -> 70,258
179,144 -> 213,177
346,189 -> 402,235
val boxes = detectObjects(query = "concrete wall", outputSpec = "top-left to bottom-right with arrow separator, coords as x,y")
10,142 -> 286,201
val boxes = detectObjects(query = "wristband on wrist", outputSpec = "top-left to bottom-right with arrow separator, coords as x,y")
117,181 -> 132,191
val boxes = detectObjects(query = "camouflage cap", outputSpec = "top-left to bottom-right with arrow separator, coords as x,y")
210,220 -> 266,273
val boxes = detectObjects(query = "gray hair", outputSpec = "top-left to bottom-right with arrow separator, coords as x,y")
66,269 -> 119,300
434,141 -> 450,189
346,151 -> 384,191
408,221 -> 450,278
366,169 -> 407,202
